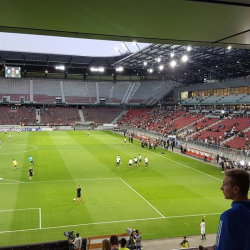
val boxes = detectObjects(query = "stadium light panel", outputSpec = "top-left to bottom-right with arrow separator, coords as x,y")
187,46 -> 192,51
143,62 -> 147,66
159,65 -> 164,70
148,68 -> 153,73
181,55 -> 188,62
170,60 -> 177,67
116,67 -> 124,72
227,45 -> 232,50
55,65 -> 65,70
170,52 -> 175,58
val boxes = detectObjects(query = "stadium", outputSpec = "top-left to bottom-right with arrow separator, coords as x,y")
0,1 -> 250,250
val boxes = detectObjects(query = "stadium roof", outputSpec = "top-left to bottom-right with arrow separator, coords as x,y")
1,43 -> 249,84
113,43 -> 250,83
0,0 -> 250,49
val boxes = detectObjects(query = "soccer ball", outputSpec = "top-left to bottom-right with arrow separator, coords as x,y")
0,178 -> 3,181
73,198 -> 76,201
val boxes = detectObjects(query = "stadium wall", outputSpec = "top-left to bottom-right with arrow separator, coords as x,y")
173,79 -> 250,100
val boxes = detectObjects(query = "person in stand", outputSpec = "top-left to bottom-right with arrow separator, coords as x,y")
102,239 -> 111,250
27,167 -> 34,181
73,233 -> 82,250
110,235 -> 119,250
180,236 -> 189,249
215,169 -> 250,250
119,238 -> 129,250
76,185 -> 82,204
200,218 -> 206,240
135,230 -> 142,250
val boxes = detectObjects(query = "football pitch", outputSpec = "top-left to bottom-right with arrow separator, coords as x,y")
0,130 -> 230,247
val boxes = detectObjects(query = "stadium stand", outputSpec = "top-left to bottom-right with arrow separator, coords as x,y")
33,79 -> 61,103
82,107 -> 123,123
0,78 -> 30,103
63,80 -> 93,104
127,81 -> 164,104
0,106 -> 36,125
40,107 -> 80,125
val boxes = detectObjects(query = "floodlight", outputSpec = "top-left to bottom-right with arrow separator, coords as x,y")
55,65 -> 65,70
170,52 -> 175,58
148,68 -> 153,73
187,46 -> 192,51
143,62 -> 147,66
133,41 -> 137,46
159,65 -> 164,70
170,60 -> 177,67
116,67 -> 124,72
221,110 -> 225,114
181,55 -> 188,62
45,70 -> 48,74
156,58 -> 161,63
227,45 -> 232,50
240,160 -> 245,166
99,67 -> 105,72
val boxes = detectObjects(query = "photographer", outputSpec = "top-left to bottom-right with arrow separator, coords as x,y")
73,233 -> 82,250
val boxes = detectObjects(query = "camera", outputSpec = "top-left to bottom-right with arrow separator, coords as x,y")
64,230 -> 75,240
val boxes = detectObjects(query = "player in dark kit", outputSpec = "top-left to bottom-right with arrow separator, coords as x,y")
76,185 -> 82,204
28,167 -> 34,181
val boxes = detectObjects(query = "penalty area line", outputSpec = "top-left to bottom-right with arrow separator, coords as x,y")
0,212 -> 221,234
120,178 -> 165,218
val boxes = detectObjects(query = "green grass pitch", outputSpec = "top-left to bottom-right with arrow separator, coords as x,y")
0,130 -> 230,247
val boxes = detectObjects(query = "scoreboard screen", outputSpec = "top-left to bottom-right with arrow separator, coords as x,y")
5,66 -> 21,78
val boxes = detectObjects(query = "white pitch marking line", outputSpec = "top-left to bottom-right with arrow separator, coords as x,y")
0,178 -> 120,185
120,178 -> 165,218
39,208 -> 42,229
105,132 -> 223,182
0,208 -> 40,212
0,212 -> 221,234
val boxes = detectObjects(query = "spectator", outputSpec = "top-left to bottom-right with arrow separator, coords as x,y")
119,238 -> 129,250
215,169 -> 250,250
73,233 -> 82,250
102,239 -> 111,250
180,236 -> 189,248
135,230 -> 142,250
110,235 -> 119,250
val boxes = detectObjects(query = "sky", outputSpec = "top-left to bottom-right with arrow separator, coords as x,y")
0,32 -> 149,57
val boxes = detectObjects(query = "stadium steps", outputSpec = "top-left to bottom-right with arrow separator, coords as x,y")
222,126 -> 250,145
78,109 -> 85,122
111,110 -> 127,124
186,118 -> 224,139
36,109 -> 41,123
177,115 -> 205,134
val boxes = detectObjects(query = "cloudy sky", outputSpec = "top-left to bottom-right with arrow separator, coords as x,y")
0,32 -> 149,57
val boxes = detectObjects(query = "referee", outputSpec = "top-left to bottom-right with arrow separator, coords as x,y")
76,185 -> 82,204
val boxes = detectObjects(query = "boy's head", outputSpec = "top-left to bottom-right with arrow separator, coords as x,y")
222,169 -> 249,199
110,235 -> 119,246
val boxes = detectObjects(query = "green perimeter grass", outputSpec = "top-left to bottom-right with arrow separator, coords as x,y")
0,130 -> 230,247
